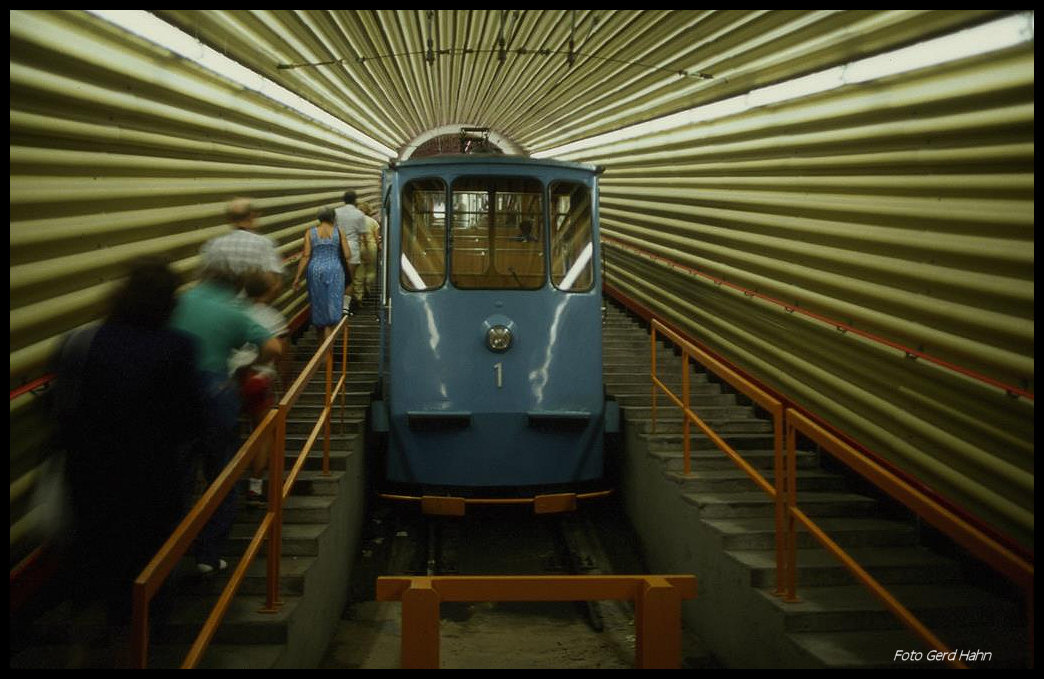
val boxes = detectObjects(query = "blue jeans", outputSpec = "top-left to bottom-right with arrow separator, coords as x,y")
192,373 -> 241,568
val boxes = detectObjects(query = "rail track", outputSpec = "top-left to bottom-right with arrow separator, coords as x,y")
330,495 -> 670,669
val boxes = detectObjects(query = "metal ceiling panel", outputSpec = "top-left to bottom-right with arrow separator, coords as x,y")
154,10 -> 1007,154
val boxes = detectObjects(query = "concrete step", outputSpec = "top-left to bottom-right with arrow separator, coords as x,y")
228,522 -> 327,557
627,413 -> 772,434
665,468 -> 850,494
648,447 -> 817,474
604,371 -> 710,386
288,365 -> 376,378
294,342 -> 380,354
18,587 -> 302,648
292,391 -> 375,408
296,372 -> 379,388
684,491 -> 877,519
602,337 -> 671,350
726,546 -> 964,588
153,593 -> 302,645
286,366 -> 377,383
10,640 -> 287,670
602,343 -> 694,358
291,334 -> 379,347
289,358 -> 379,374
755,582 -> 1022,634
288,349 -> 378,364
604,372 -> 709,388
616,392 -> 740,410
603,355 -> 705,368
282,439 -> 358,471
290,389 -> 377,408
602,339 -> 684,353
291,382 -> 377,396
603,348 -> 689,362
702,516 -> 919,551
283,415 -> 366,435
602,313 -> 642,323
610,383 -> 727,399
175,554 -> 317,598
148,642 -> 286,669
644,429 -> 782,451
787,625 -> 1029,669
289,340 -> 378,354
294,327 -> 379,341
237,493 -> 337,524
274,470 -> 344,496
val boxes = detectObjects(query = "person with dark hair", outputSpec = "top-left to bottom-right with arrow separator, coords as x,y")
291,206 -> 353,336
50,257 -> 204,662
170,258 -> 283,575
333,189 -> 367,316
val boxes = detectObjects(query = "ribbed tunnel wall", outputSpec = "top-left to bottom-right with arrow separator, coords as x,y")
571,46 -> 1035,549
10,10 -> 1034,565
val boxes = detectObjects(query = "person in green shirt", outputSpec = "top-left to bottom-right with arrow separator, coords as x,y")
170,262 -> 283,574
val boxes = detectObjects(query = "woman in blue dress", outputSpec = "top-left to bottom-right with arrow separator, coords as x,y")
292,207 -> 352,336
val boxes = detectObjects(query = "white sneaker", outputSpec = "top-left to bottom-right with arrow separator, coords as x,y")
196,559 -> 228,575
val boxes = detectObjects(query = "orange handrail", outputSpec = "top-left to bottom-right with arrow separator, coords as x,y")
130,316 -> 350,669
786,409 -> 1034,669
647,314 -> 1034,669
650,319 -> 788,597
377,574 -> 697,669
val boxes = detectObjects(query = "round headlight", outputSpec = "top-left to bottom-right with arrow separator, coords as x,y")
487,325 -> 512,352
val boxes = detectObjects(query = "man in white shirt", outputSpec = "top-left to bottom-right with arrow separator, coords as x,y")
334,189 -> 367,316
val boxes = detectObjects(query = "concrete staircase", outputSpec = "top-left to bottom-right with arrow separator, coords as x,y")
601,298 -> 1029,669
11,299 -> 381,669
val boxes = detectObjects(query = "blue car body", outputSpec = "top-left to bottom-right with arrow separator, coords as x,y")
376,155 -> 609,492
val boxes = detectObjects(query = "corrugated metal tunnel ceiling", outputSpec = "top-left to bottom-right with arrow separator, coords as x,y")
152,10 -> 1007,157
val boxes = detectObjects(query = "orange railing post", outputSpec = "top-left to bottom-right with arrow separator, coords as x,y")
340,323 -> 349,434
650,326 -> 658,434
781,416 -> 798,601
401,578 -> 441,669
635,576 -> 683,669
131,580 -> 149,669
264,404 -> 287,613
323,337 -> 333,477
681,353 -> 691,476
